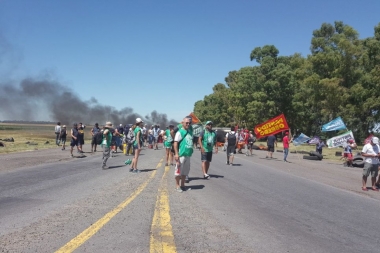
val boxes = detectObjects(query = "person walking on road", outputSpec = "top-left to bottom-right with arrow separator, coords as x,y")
174,116 -> 194,192
225,126 -> 238,166
70,123 -> 82,157
77,123 -> 85,153
164,124 -> 174,166
283,131 -> 290,162
101,122 -> 113,169
130,118 -> 144,173
266,134 -> 277,159
361,137 -> 380,191
55,122 -> 61,146
198,121 -> 217,179
91,123 -> 100,152
59,125 -> 67,150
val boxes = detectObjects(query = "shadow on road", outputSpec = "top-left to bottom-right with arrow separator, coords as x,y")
187,184 -> 205,190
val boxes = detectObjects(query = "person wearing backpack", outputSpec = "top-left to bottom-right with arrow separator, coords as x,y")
59,125 -> 67,150
153,125 -> 161,150
125,125 -> 136,156
91,123 -> 101,152
225,126 -> 238,166
198,121 -> 217,179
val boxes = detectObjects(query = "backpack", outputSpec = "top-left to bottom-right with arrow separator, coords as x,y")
227,132 -> 237,146
60,128 -> 67,138
126,129 -> 135,144
248,135 -> 256,144
95,132 -> 103,145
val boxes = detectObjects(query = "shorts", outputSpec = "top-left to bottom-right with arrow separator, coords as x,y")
70,139 -> 78,147
133,141 -> 143,151
91,136 -> 97,145
77,136 -> 84,145
247,143 -> 253,149
174,156 -> 190,176
267,144 -> 274,152
227,145 -> 235,156
154,136 -> 159,143
60,137 -> 66,144
343,153 -> 353,160
201,151 -> 213,162
164,141 -> 172,148
363,163 -> 379,178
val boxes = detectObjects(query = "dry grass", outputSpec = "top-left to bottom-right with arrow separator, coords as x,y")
0,123 -> 92,154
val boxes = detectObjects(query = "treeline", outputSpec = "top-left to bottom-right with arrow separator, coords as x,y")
193,21 -> 380,140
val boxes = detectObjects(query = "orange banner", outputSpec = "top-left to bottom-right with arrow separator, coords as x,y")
189,112 -> 201,124
254,114 -> 289,139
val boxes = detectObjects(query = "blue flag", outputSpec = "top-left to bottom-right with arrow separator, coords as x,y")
321,117 -> 347,132
293,133 -> 311,146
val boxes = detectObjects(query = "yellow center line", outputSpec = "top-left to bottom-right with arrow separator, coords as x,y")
150,165 -> 177,253
55,162 -> 160,253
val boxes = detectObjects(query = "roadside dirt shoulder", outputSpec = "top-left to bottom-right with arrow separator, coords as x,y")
0,144 -> 97,172
249,149 -> 380,201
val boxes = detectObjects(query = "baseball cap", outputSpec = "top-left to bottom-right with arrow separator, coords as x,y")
205,121 -> 213,125
371,137 -> 379,144
136,118 -> 143,123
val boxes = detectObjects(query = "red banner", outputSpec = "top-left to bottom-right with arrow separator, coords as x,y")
254,114 -> 289,139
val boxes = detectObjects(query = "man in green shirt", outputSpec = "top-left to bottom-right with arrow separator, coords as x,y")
173,116 -> 194,192
102,121 -> 113,169
198,121 -> 218,179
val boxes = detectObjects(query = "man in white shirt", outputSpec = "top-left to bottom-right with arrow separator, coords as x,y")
55,122 -> 61,146
361,137 -> 380,191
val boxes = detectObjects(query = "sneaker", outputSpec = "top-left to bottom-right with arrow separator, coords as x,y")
230,163 -> 233,166
204,174 -> 210,179
265,156 -> 268,158
176,187 -> 183,193
71,154 -> 74,157
165,163 -> 168,166
102,165 -> 109,170
132,169 -> 141,173
129,168 -> 134,172
226,161 -> 230,165
94,149 -> 96,152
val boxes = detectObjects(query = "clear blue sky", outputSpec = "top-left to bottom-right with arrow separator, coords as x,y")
0,0 -> 379,122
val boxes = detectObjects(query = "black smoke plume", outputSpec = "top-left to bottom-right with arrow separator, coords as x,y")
0,77 -> 178,127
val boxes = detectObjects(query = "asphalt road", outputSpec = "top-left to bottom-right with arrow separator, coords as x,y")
0,146 -> 379,253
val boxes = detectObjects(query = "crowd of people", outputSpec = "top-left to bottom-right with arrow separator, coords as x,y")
54,119 -> 380,193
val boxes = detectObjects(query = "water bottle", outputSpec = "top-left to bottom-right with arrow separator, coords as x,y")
175,163 -> 181,176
